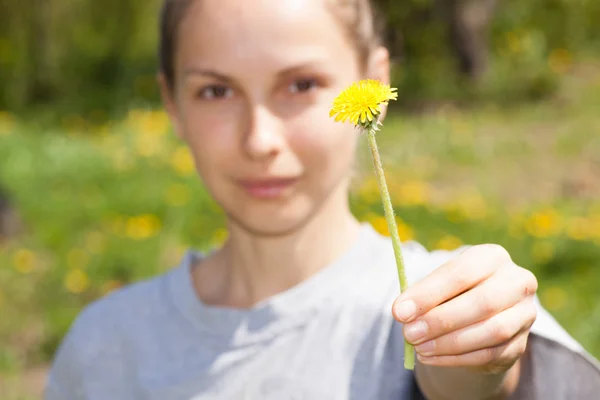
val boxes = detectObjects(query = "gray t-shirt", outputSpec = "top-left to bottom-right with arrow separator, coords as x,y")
45,223 -> 599,399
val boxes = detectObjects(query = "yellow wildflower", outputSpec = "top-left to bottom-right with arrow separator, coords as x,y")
393,180 -> 431,207
64,268 -> 90,294
211,228 -> 229,246
171,146 -> 196,176
434,235 -> 463,251
12,249 -> 36,274
355,177 -> 382,204
368,215 -> 414,242
135,132 -> 164,158
331,79 -> 412,370
329,79 -> 397,129
126,215 -> 162,240
505,32 -> 521,54
396,219 -> 415,242
540,286 -> 568,312
525,209 -> 562,238
566,217 -> 591,241
0,111 -> 15,136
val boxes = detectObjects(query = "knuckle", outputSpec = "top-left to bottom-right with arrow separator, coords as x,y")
482,346 -> 498,363
490,320 -> 514,342
448,330 -> 461,348
477,292 -> 498,316
478,243 -> 511,265
428,313 -> 453,335
450,273 -> 471,291
437,316 -> 453,334
521,269 -> 539,296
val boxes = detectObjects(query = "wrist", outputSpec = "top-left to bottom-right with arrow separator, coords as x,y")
415,359 -> 521,400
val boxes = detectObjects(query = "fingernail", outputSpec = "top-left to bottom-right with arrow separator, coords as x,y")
415,340 -> 435,356
404,320 -> 428,344
394,300 -> 416,322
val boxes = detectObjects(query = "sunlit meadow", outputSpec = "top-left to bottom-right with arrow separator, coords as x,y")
1,61 -> 599,399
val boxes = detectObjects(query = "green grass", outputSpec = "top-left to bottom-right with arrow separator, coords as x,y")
0,61 -> 599,399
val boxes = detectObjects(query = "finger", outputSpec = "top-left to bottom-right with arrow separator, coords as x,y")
393,244 -> 510,323
404,265 -> 537,345
417,330 -> 530,371
414,297 -> 537,357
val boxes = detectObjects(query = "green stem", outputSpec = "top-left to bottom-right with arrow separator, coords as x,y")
366,127 -> 415,370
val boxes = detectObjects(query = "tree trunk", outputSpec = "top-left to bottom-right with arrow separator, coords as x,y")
436,0 -> 498,81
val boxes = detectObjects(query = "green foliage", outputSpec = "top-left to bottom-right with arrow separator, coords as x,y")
1,0 -> 599,113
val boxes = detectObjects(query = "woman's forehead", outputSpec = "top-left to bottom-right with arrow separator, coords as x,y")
176,0 -> 355,71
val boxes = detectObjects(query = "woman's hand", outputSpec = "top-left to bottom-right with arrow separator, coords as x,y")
392,244 -> 538,374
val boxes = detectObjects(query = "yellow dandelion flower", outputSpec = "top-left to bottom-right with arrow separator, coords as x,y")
329,79 -> 397,130
566,217 -> 591,241
540,286 -> 568,312
369,215 -> 390,236
525,209 -> 562,238
331,79 -> 411,369
434,235 -> 463,251
211,228 -> 229,246
64,268 -> 90,294
505,32 -> 521,54
135,132 -> 163,158
393,180 -> 432,207
355,177 -> 382,204
171,146 -> 196,176
12,249 -> 36,274
368,215 -> 414,241
0,111 -> 15,136
126,214 -> 162,240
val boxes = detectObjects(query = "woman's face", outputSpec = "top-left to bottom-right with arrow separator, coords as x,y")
162,0 -> 389,236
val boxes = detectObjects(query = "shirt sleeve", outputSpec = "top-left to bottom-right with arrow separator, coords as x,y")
510,333 -> 600,399
44,326 -> 86,400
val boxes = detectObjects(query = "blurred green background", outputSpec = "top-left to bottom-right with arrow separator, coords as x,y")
1,0 -> 599,398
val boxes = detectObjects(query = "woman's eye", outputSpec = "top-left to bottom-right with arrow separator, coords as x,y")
288,79 -> 318,94
198,85 -> 233,100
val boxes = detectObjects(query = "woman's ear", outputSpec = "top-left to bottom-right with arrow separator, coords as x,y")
157,73 -> 184,140
367,46 -> 391,85
367,47 -> 392,122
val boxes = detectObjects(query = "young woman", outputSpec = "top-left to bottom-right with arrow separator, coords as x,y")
45,0 -> 600,399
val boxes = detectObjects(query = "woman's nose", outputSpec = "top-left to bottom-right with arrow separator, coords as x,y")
242,105 -> 286,161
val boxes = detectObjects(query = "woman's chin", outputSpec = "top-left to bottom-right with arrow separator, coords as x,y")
226,207 -> 313,238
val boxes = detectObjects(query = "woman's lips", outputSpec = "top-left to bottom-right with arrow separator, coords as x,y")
238,177 -> 298,199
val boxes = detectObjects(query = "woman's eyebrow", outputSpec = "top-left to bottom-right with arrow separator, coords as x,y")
182,61 -> 328,82
183,67 -> 232,82
276,62 -> 326,78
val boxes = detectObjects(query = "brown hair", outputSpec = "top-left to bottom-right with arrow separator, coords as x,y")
158,0 -> 385,89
